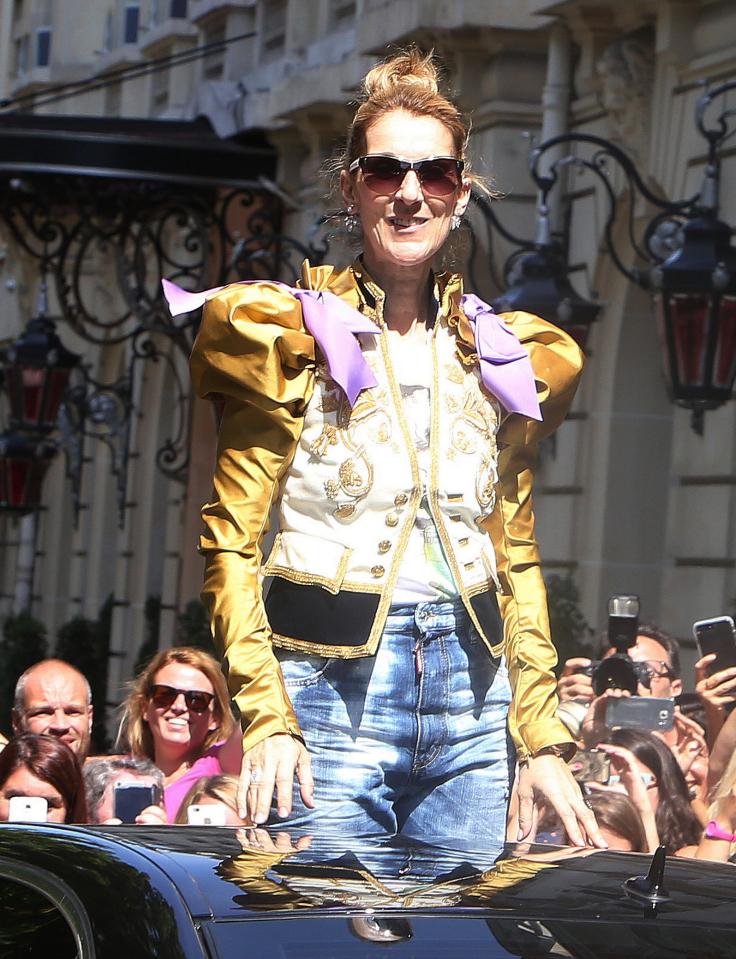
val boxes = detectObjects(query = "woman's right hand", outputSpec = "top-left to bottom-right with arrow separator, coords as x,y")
238,733 -> 315,824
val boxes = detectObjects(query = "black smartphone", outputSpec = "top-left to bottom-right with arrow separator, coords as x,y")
569,749 -> 611,784
693,616 -> 736,673
604,696 -> 675,733
113,783 -> 161,823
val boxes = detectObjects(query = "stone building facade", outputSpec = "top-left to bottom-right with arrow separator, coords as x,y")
0,0 -> 734,703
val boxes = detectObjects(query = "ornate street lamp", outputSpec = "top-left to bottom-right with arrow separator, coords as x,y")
650,83 -> 736,429
524,79 -> 736,432
0,278 -> 79,514
2,279 -> 79,434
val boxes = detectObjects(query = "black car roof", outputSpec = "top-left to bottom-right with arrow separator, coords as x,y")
2,822 -> 735,923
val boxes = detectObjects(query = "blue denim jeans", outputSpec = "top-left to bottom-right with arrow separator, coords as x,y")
276,600 -> 513,849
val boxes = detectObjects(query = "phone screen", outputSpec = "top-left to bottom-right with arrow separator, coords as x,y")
113,783 -> 159,823
693,617 -> 736,672
570,750 -> 610,784
8,796 -> 48,823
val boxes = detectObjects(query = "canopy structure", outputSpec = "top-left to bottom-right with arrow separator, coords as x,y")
0,113 -> 276,188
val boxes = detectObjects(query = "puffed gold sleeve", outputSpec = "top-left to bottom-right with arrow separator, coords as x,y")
482,312 -> 584,761
190,282 -> 316,753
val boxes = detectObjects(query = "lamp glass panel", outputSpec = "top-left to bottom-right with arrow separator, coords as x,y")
669,293 -> 710,388
714,295 -> 736,391
21,367 -> 46,425
41,367 -> 71,428
8,458 -> 30,508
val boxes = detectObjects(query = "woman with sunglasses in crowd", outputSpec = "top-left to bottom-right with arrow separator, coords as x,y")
118,648 -> 241,821
179,47 -> 602,851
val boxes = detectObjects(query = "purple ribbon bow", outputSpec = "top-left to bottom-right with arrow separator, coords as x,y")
460,293 -> 541,420
162,278 -> 380,406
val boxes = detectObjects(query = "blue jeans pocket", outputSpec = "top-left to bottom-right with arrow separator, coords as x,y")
275,649 -> 334,688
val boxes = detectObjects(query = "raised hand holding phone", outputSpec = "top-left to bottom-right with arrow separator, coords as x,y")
113,783 -> 161,824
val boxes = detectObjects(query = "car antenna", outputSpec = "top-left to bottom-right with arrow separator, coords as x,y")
622,845 -> 671,912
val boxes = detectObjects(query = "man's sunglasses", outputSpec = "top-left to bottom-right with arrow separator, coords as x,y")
632,660 -> 674,688
149,684 -> 215,714
348,154 -> 464,196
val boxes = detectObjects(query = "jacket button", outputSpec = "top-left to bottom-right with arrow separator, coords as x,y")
378,540 -> 391,553
371,565 -> 385,578
385,513 -> 399,527
394,493 -> 408,506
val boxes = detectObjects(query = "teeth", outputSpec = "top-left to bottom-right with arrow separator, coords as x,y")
391,217 -> 424,227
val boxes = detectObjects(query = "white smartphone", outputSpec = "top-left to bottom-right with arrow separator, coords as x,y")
8,796 -> 48,823
186,804 -> 227,826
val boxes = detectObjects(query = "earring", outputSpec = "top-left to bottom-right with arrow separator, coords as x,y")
345,205 -> 358,233
451,214 -> 462,231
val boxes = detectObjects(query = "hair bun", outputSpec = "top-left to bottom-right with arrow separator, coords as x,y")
361,48 -> 440,100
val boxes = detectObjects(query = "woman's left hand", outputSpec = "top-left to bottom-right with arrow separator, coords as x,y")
517,754 -> 607,848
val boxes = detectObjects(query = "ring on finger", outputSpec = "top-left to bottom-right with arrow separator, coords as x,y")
249,767 -> 264,785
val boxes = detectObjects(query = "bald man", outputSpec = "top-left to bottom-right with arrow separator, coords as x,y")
12,659 -> 93,761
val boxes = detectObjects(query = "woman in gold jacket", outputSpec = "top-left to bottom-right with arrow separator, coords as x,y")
187,49 -> 604,850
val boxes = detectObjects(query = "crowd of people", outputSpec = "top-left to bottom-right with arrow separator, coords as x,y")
0,653 -> 248,828
1,622 -> 736,867
528,622 -> 736,861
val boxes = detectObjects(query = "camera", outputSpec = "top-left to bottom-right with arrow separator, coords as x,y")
584,594 -> 641,695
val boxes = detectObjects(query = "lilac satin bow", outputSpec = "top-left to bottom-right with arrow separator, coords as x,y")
162,278 -> 380,406
460,293 -> 541,421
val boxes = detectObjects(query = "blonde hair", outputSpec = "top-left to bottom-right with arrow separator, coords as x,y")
118,647 -> 235,760
708,749 -> 736,851
174,774 -> 240,825
337,47 -> 495,197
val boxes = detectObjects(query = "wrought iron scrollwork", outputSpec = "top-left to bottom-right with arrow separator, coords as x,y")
0,172 -> 336,525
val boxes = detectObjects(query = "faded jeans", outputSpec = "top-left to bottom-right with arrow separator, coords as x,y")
276,599 -> 514,849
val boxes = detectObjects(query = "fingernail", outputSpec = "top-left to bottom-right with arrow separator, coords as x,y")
254,812 -> 267,824
278,806 -> 288,818
517,829 -> 524,841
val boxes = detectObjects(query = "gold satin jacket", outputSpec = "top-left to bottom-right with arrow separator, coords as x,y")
190,260 -> 584,761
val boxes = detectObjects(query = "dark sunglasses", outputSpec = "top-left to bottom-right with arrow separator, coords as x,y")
149,684 -> 215,714
632,660 -> 674,688
349,154 -> 464,197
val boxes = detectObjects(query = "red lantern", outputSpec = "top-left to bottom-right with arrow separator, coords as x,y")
653,215 -> 736,417
2,316 -> 79,434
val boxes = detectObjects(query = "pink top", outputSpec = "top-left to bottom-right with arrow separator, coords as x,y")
163,742 -> 224,822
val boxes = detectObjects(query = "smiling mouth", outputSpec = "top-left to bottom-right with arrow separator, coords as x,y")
388,216 -> 427,229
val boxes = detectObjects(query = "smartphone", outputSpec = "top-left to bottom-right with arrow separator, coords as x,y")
569,749 -> 611,784
604,696 -> 675,732
7,796 -> 48,822
186,804 -> 227,826
113,783 -> 161,823
693,616 -> 736,672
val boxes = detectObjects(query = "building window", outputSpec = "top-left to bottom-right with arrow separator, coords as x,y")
102,11 -> 113,52
169,0 -> 187,17
35,27 -> 51,67
329,0 -> 356,29
202,23 -> 225,80
124,3 -> 140,44
261,0 -> 286,61
151,62 -> 169,112
14,34 -> 29,74
105,81 -> 122,116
